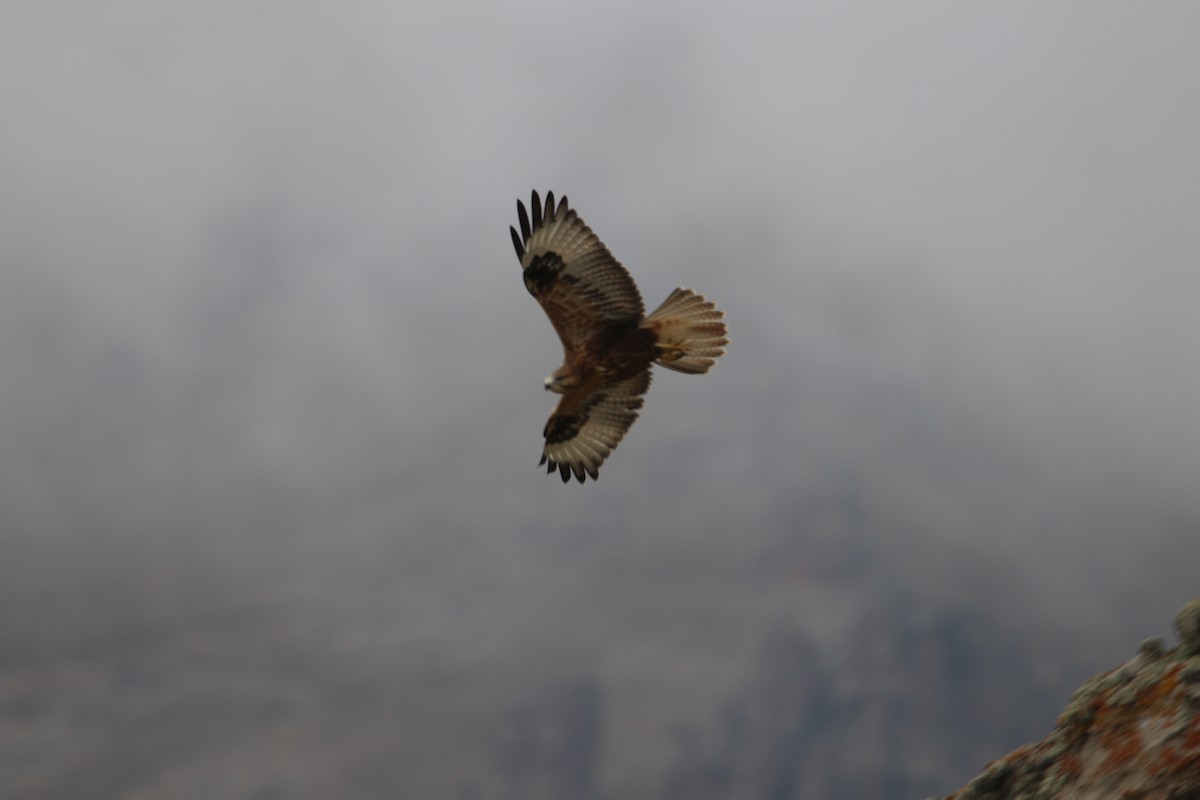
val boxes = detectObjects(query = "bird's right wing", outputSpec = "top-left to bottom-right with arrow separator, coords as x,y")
540,369 -> 652,483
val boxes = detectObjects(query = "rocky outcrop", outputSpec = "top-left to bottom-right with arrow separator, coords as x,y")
937,597 -> 1200,800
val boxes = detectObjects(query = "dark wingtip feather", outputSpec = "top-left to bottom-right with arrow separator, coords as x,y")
531,190 -> 543,231
517,199 -> 530,242
558,462 -> 570,482
510,226 -> 525,261
516,190 -> 568,242
539,453 -> 547,466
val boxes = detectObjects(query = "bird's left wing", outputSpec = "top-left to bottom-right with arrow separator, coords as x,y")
510,191 -> 644,352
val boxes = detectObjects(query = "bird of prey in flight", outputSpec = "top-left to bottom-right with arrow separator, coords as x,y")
510,190 -> 728,483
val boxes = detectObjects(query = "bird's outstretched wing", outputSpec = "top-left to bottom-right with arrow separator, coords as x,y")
540,370 -> 652,483
510,190 -> 644,351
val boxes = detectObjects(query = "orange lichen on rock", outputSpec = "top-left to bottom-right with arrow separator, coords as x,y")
1145,716 -> 1200,782
1097,721 -> 1142,773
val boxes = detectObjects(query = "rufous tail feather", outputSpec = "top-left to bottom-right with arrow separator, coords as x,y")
642,288 -> 729,374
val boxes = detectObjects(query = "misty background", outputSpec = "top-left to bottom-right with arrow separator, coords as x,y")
2,2 -> 1198,798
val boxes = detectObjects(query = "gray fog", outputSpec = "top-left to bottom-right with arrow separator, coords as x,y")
2,2 -> 1198,798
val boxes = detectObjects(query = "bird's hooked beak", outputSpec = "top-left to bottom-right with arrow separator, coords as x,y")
544,375 -> 565,394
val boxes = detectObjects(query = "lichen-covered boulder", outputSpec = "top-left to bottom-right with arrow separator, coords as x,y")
936,597 -> 1200,800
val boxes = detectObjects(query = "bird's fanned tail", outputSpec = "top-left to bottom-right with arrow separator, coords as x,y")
642,288 -> 729,374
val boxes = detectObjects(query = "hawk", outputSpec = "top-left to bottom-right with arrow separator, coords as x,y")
510,190 -> 729,483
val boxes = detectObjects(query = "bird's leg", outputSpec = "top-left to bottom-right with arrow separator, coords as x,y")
656,341 -> 689,362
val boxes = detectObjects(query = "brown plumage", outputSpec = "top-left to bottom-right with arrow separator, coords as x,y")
509,190 -> 729,483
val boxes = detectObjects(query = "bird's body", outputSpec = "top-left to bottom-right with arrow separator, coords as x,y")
546,321 -> 657,393
509,191 -> 728,483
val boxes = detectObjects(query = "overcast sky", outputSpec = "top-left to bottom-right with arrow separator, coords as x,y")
2,2 -> 1198,796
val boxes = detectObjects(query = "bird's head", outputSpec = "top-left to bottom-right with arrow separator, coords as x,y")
544,366 -> 574,394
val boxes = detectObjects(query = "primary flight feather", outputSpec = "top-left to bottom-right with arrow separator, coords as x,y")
510,191 -> 729,483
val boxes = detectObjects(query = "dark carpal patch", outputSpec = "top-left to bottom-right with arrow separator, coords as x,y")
543,393 -> 607,445
543,414 -> 581,445
523,252 -> 564,297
